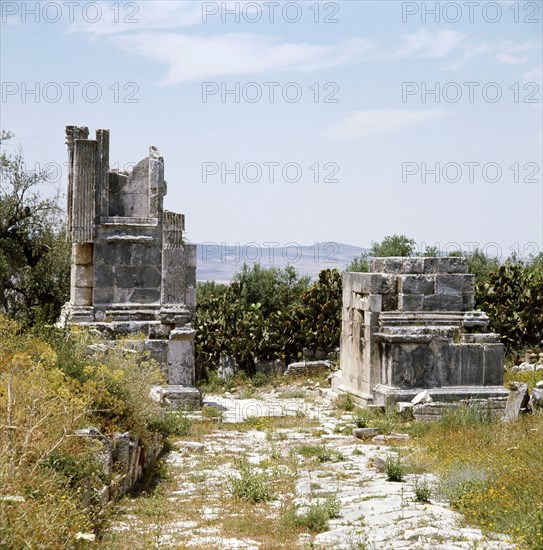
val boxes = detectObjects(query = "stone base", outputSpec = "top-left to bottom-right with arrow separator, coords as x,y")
372,384 -> 509,406
413,397 -> 508,422
330,372 -> 374,406
150,385 -> 201,410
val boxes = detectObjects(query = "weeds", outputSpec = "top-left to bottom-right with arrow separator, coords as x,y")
297,444 -> 344,463
229,462 -> 274,503
412,476 -> 432,503
282,496 -> 342,532
384,453 -> 405,482
335,393 -> 355,412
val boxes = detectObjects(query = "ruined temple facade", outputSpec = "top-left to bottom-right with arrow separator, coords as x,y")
60,126 -> 199,407
332,257 -> 508,405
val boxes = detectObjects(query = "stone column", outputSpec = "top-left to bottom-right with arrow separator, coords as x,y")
96,129 -> 110,222
65,126 -> 89,235
69,138 -> 97,309
185,243 -> 197,312
161,211 -> 185,305
167,326 -> 197,385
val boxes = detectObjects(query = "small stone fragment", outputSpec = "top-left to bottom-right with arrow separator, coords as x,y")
411,390 -> 432,405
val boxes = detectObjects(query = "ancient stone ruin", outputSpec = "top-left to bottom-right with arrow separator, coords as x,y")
60,125 -> 199,407
332,257 -> 508,406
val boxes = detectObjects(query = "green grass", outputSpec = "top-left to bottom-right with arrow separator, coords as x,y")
297,444 -> 345,463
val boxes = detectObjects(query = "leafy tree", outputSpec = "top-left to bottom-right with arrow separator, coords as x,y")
423,245 -> 440,257
345,252 -> 369,272
466,248 -> 500,284
233,263 -> 310,316
0,131 -> 70,325
370,234 -> 416,257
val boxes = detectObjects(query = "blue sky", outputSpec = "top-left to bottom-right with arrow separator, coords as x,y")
1,0 -> 542,259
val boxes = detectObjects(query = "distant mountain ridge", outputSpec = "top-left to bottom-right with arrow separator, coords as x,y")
195,242 -> 368,282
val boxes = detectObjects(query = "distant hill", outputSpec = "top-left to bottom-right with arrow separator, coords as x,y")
195,242 -> 368,283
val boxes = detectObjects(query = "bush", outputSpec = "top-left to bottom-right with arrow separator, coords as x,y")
0,131 -> 70,326
196,266 -> 341,378
475,257 -> 543,350
0,315 -> 166,546
334,393 -> 355,411
156,410 -> 192,437
229,462 -> 273,503
384,453 -> 405,482
282,497 -> 342,533
412,476 -> 432,503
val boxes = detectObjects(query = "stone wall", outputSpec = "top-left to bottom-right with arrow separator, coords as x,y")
75,428 -> 163,502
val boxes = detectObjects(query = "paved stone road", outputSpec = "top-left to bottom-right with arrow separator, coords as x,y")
107,387 -> 515,549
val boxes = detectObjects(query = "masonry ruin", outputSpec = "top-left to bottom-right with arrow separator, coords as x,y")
60,125 -> 199,408
331,257 -> 509,406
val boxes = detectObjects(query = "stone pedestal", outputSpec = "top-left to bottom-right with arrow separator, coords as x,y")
332,257 -> 508,406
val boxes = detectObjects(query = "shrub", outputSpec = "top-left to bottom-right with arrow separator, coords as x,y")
334,393 -> 355,411
0,315 -> 166,545
412,476 -> 432,503
156,411 -> 192,437
195,266 -> 341,378
282,497 -> 342,533
229,463 -> 273,503
475,257 -> 543,350
384,453 -> 405,482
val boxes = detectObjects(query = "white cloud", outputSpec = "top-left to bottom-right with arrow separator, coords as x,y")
495,41 -> 540,65
497,53 -> 528,64
384,30 -> 465,60
113,32 -> 375,83
70,1 -> 204,35
326,108 -> 451,140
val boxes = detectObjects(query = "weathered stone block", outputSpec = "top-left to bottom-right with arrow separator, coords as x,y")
131,288 -> 161,304
95,265 -> 115,288
363,311 -> 380,326
93,288 -> 114,305
72,286 -> 93,305
359,294 -> 382,312
398,293 -> 424,311
462,294 -> 475,310
382,291 -> 398,311
483,343 -> 504,385
423,294 -> 463,311
460,344 -> 484,385
73,243 -> 93,265
448,257 -> 469,273
117,266 -> 161,289
399,274 -> 435,295
435,274 -> 465,295
503,381 -> 529,421
423,257 -> 468,274
368,258 -> 384,272
349,273 -> 393,295
383,257 -> 404,273
71,265 -> 93,288
402,257 -> 424,274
